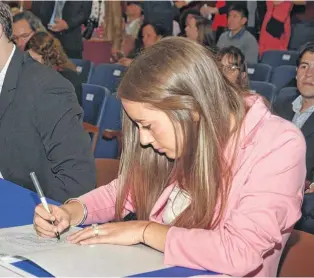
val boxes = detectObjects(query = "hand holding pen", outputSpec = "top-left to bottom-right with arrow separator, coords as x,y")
30,172 -> 61,240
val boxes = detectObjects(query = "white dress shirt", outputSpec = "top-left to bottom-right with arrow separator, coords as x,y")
0,45 -> 16,94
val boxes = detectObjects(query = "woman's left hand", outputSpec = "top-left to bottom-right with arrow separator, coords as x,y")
67,221 -> 149,246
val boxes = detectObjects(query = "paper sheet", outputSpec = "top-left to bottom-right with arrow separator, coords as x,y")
24,244 -> 169,277
0,225 -> 169,277
0,225 -> 80,256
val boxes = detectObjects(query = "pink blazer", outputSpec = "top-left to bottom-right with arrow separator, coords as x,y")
80,96 -> 306,277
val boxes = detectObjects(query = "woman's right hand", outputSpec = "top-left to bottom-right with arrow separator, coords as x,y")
34,204 -> 71,238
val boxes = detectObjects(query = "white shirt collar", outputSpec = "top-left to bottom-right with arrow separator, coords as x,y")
0,44 -> 16,94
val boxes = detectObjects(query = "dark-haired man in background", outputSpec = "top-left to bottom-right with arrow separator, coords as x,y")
274,42 -> 314,234
217,4 -> 259,64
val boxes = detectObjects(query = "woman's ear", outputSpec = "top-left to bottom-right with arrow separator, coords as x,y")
241,72 -> 248,82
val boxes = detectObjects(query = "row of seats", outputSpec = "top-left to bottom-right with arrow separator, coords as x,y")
247,64 -> 296,91
260,50 -> 298,68
250,81 -> 298,105
71,59 -> 126,94
82,84 -> 122,159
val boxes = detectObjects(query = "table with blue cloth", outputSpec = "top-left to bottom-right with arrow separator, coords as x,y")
0,179 -> 216,277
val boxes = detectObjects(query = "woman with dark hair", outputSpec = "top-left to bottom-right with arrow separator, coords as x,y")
118,22 -> 167,67
185,15 -> 216,50
178,9 -> 201,36
34,37 -> 305,277
25,32 -> 82,106
218,46 -> 249,89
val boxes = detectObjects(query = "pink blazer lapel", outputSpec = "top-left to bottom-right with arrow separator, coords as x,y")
149,183 -> 176,222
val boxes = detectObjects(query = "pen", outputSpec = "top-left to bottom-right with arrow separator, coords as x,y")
30,172 -> 60,240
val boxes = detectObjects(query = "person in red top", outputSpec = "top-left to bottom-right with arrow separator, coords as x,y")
259,1 -> 293,57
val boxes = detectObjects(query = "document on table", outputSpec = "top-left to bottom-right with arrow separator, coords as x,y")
0,225 -> 169,277
0,224 -> 80,256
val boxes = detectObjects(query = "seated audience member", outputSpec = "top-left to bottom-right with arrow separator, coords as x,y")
0,3 -> 96,203
34,37 -> 306,277
274,42 -> 314,234
12,11 -> 46,50
185,16 -> 216,51
119,22 -> 166,67
117,1 -> 143,59
217,4 -> 259,64
218,46 -> 249,89
125,1 -> 143,39
179,9 -> 201,36
25,32 -> 82,106
201,1 -> 258,41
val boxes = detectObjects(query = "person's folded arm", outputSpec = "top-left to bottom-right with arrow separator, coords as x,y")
159,129 -> 306,276
34,72 -> 96,203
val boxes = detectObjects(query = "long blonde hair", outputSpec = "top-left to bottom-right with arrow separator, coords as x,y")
117,37 -> 248,229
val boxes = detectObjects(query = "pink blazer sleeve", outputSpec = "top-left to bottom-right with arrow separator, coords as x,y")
79,178 -> 135,224
164,129 -> 306,276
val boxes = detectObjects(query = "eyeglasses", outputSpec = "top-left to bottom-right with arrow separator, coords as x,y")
13,32 -> 33,42
222,64 -> 240,73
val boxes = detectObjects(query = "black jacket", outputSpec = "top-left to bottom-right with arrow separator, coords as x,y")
31,1 -> 91,54
0,48 -> 96,202
59,68 -> 82,106
274,95 -> 314,234
273,95 -> 314,182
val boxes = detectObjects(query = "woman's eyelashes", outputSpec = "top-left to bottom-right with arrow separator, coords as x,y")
142,124 -> 152,130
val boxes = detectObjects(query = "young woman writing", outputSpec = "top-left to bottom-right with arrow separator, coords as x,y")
33,37 -> 306,277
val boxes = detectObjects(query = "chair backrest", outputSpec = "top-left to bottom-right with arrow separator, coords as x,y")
71,59 -> 94,83
247,63 -> 272,82
261,50 -> 298,68
82,84 -> 110,126
278,229 -> 314,277
277,87 -> 299,103
89,64 -> 126,94
95,158 -> 120,187
250,81 -> 277,104
271,65 -> 296,92
94,94 -> 122,159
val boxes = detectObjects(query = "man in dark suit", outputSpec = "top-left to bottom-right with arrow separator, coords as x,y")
0,2 -> 96,203
31,1 -> 91,59
274,42 -> 314,234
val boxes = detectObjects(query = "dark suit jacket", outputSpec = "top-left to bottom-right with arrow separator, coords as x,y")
31,1 -> 91,54
59,68 -> 82,106
143,1 -> 175,36
273,96 -> 314,182
274,96 -> 314,235
0,48 -> 96,202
